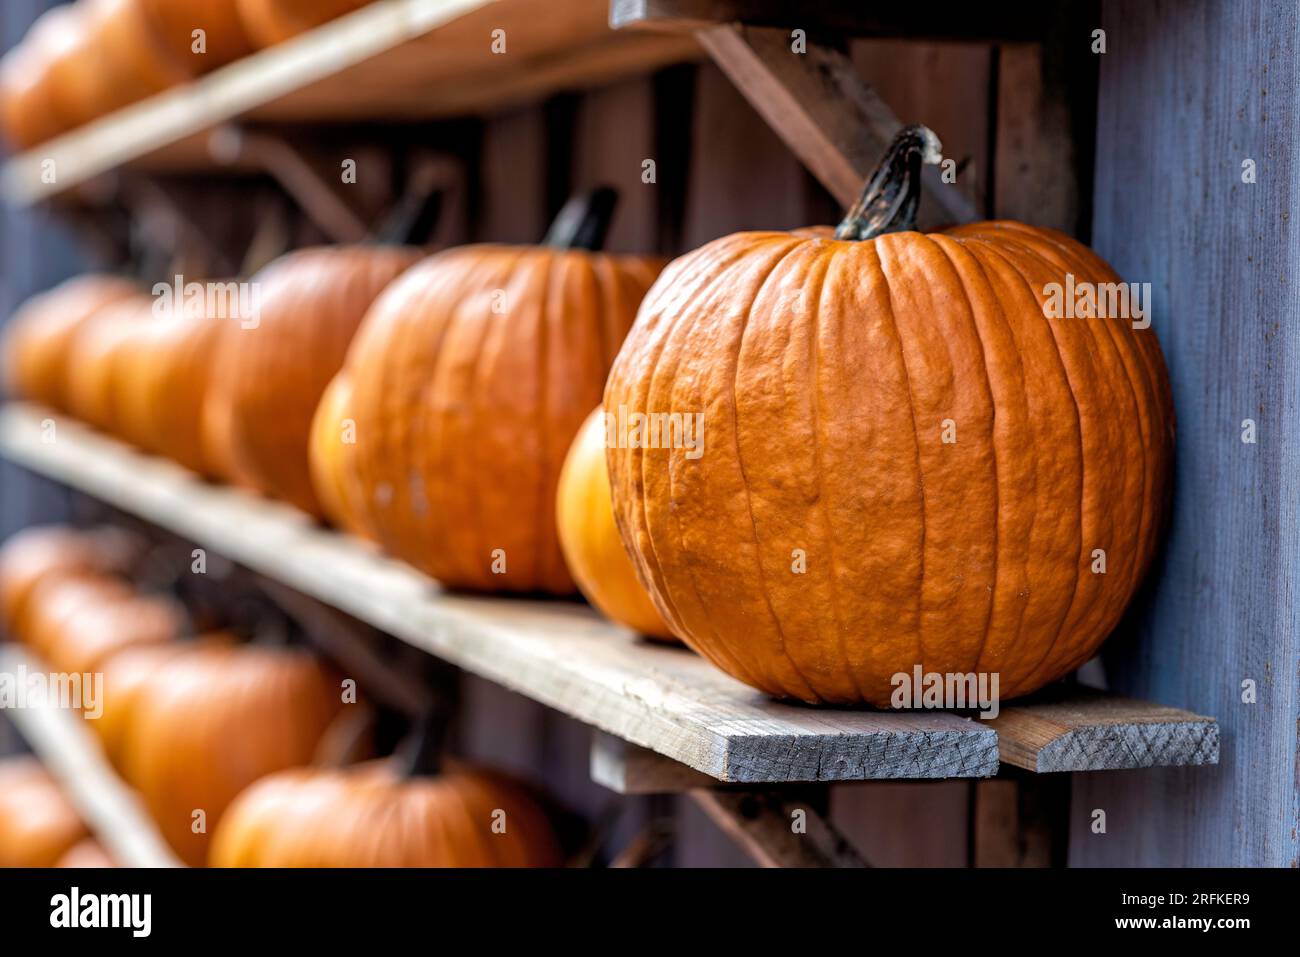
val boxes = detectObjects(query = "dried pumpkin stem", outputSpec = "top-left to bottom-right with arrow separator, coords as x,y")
834,124 -> 943,241
399,704 -> 452,778
543,186 -> 619,251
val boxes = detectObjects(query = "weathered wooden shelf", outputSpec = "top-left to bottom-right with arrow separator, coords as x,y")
0,645 -> 183,867
0,402 -> 1218,781
1,0 -> 700,205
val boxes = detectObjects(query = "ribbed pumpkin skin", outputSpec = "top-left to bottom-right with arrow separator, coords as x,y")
605,221 -> 1175,705
94,641 -> 195,773
1,275 -> 138,409
122,645 -> 342,866
87,0 -> 189,109
210,760 -> 562,867
237,0 -> 373,47
138,0 -> 253,74
342,246 -> 663,594
222,246 -> 418,516
0,758 -> 89,868
557,408 -> 675,639
22,576 -> 136,662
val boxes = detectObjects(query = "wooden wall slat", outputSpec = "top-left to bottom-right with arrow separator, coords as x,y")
1071,0 -> 1300,868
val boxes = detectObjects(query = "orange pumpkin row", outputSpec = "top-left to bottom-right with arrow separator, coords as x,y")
0,0 -> 374,150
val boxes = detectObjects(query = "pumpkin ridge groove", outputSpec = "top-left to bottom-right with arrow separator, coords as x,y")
637,245 -> 767,685
731,239 -> 824,701
872,237 -> 930,673
1000,230 -> 1158,608
987,234 -> 1143,686
807,243 -> 865,702
975,240 -> 1090,688
929,235 -> 1002,675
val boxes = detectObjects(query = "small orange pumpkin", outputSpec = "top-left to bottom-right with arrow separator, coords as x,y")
210,759 -> 562,867
1,275 -> 138,409
308,373 -> 372,538
40,591 -> 184,677
64,294 -> 157,432
236,0 -> 374,48
0,758 -> 89,868
557,408 -> 675,639
0,525 -> 139,637
604,126 -> 1175,705
219,246 -> 419,515
21,575 -> 136,660
122,643 -> 343,866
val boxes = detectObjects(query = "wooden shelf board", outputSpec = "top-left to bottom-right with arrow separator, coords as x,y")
0,403 -> 1218,779
1,0 -> 700,206
0,645 -> 182,867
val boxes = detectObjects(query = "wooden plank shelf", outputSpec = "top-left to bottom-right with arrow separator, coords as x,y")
0,645 -> 183,867
1,0 -> 701,206
0,403 -> 1218,781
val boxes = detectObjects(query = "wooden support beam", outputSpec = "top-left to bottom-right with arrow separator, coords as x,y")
972,772 -> 1069,867
689,789 -> 870,867
693,23 -> 977,225
590,731 -> 717,793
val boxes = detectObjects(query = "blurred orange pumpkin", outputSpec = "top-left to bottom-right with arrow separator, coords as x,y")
138,0 -> 253,74
0,758 -> 89,867
0,525 -> 138,637
0,5 -> 81,149
557,408 -> 674,640
308,372 -> 372,537
122,643 -> 343,866
237,0 -> 374,48
64,294 -> 156,432
56,838 -> 116,868
219,246 -> 418,516
211,759 -> 562,867
1,274 -> 138,409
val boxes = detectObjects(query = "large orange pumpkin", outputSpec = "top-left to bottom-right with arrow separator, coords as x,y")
0,5 -> 80,149
94,640 -> 201,772
122,643 -> 343,866
219,246 -> 419,515
85,0 -> 190,111
556,408 -> 674,639
210,759 -> 561,867
0,758 -> 89,868
1,275 -> 138,409
604,126 -> 1175,706
338,193 -> 663,593
236,0 -> 374,48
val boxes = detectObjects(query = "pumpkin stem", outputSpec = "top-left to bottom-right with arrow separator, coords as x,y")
374,162 -> 447,247
543,186 -> 619,251
834,125 -> 943,241
399,704 -> 451,778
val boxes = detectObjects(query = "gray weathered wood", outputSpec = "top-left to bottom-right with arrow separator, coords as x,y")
590,731 -> 717,793
0,404 -> 998,783
0,645 -> 182,867
991,689 -> 1218,773
693,23 -> 977,224
689,789 -> 870,867
1068,0 -> 1300,868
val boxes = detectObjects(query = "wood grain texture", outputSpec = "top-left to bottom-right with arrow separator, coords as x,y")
992,689 -> 1218,773
695,23 -> 977,224
1070,0 -> 1300,867
0,404 -> 999,783
0,645 -> 182,867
